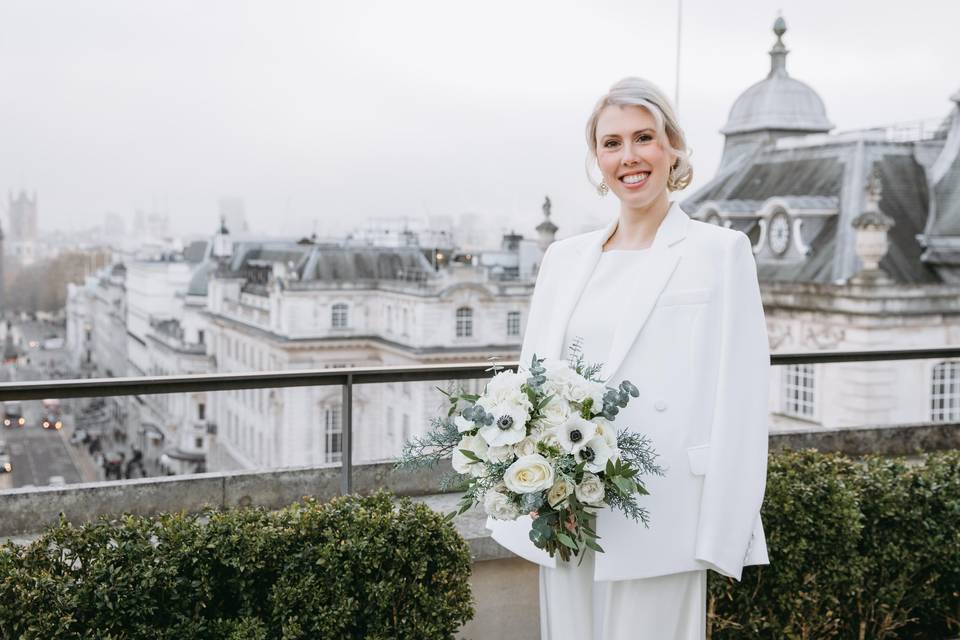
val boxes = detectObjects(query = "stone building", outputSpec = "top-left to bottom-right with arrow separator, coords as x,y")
202,224 -> 541,471
682,17 -> 960,430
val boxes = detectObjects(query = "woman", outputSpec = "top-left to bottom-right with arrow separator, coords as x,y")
487,77 -> 771,639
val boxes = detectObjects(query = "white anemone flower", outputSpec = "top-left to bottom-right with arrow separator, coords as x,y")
478,402 -> 529,447
556,415 -> 597,454
573,434 -> 615,473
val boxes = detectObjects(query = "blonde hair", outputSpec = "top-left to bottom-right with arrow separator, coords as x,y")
584,77 -> 693,192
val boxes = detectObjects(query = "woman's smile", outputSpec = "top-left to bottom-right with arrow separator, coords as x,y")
619,171 -> 651,189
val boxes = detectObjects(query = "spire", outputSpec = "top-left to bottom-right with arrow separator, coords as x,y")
535,195 -> 558,251
768,14 -> 789,78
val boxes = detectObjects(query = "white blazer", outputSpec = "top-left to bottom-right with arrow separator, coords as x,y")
486,200 -> 771,582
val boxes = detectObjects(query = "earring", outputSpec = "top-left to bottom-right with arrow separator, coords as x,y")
597,181 -> 609,197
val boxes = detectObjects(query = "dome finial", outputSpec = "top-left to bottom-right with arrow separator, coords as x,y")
768,13 -> 789,78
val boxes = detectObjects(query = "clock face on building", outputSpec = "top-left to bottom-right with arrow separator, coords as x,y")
768,212 -> 791,256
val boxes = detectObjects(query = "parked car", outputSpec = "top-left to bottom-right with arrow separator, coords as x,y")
69,428 -> 89,445
3,402 -> 25,428
0,440 -> 10,473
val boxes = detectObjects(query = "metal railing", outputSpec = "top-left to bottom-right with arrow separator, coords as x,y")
1,346 -> 959,494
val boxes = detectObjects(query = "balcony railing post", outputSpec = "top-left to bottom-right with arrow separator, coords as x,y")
341,373 -> 353,495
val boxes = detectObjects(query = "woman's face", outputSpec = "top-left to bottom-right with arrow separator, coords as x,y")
594,104 -> 675,212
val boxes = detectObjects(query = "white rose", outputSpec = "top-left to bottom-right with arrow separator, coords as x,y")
451,434 -> 488,476
557,415 -> 597,454
486,444 -> 515,464
503,454 -> 556,494
483,490 -> 521,521
514,436 -> 539,457
482,371 -> 532,410
547,478 -> 573,508
455,415 -> 476,433
575,472 -> 606,505
573,434 -> 614,473
593,417 -> 618,449
537,396 -> 571,430
478,402 -> 529,447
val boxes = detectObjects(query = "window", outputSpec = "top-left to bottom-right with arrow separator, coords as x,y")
197,402 -> 206,421
507,311 -> 521,337
402,308 -> 410,336
195,437 -> 204,449
331,303 -> 348,329
931,360 -> 960,422
197,329 -> 205,345
386,305 -> 393,333
325,405 -> 343,463
455,307 -> 473,338
783,364 -> 815,418
386,407 -> 395,439
402,414 -> 411,443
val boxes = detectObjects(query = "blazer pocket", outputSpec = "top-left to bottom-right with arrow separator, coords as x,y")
687,443 -> 710,476
658,287 -> 712,307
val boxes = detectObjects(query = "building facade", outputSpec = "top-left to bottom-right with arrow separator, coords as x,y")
682,17 -> 960,431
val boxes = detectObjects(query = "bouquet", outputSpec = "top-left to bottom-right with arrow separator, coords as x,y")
396,342 -> 662,562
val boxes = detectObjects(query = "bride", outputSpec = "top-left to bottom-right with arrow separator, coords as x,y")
487,77 -> 771,639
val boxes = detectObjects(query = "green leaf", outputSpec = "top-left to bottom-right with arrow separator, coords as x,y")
612,476 -> 635,496
555,532 -> 579,551
458,448 -> 483,463
583,537 -> 605,553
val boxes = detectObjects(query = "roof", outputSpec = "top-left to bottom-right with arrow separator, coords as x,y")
683,139 -> 941,285
721,18 -> 833,136
223,242 -> 437,283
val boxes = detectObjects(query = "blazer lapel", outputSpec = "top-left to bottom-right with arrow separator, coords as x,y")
602,202 -> 690,382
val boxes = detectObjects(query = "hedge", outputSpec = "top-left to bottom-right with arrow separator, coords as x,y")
0,491 -> 474,639
709,450 -> 960,640
1,452 -> 957,639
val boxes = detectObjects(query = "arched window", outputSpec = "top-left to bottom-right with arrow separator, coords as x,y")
931,360 -> 960,422
455,307 -> 473,338
331,303 -> 349,329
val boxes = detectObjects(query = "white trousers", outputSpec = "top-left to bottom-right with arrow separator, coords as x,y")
539,549 -> 706,640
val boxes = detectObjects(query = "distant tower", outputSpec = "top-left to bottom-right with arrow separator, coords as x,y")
7,190 -> 38,240
212,216 -> 233,267
536,196 -> 558,251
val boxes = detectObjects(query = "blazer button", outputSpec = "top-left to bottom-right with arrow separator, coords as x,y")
654,400 -> 667,412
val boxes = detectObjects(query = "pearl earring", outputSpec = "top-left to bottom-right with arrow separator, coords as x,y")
597,181 -> 609,197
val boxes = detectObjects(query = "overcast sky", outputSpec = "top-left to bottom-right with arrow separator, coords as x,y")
1,0 -> 957,240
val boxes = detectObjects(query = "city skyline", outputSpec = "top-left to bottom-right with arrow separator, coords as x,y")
0,0 -> 957,239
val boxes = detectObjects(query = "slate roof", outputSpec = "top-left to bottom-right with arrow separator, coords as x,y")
223,243 -> 437,283
683,139 -> 942,285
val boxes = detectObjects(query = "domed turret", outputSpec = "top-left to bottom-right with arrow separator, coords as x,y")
718,16 -> 834,170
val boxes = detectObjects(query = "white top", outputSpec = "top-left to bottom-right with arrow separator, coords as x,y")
562,248 -> 653,372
